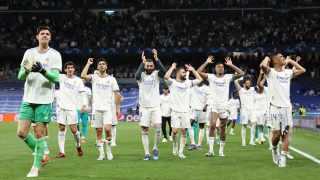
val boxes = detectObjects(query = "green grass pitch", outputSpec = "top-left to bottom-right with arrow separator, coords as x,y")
0,122 -> 319,179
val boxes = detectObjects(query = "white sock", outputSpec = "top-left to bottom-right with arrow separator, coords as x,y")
198,128 -> 204,146
142,132 -> 150,155
111,126 -> 117,144
208,137 -> 214,153
281,151 -> 288,156
106,138 -> 112,153
153,128 -> 161,150
259,132 -> 264,140
280,153 -> 287,165
241,126 -> 246,144
97,140 -> 104,156
272,145 -> 278,153
206,127 -> 210,143
231,128 -> 234,133
219,141 -> 225,152
250,123 -> 256,142
58,131 -> 65,154
73,131 -> 81,147
189,127 -> 195,145
179,135 -> 186,154
268,129 -> 273,148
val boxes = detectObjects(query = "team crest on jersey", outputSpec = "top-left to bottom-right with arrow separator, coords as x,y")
45,57 -> 49,62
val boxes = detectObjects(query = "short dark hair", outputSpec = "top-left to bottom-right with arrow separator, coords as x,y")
97,58 -> 108,65
37,26 -> 51,35
163,85 -> 169,90
271,52 -> 281,63
64,61 -> 75,69
145,59 -> 153,63
175,67 -> 185,74
232,91 -> 238,96
215,62 -> 224,67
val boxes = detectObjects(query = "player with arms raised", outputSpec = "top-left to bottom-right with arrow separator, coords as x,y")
197,56 -> 244,157
135,49 -> 166,160
81,58 -> 122,160
260,54 -> 305,167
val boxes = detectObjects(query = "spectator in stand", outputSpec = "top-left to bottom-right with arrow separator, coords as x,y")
299,105 -> 306,116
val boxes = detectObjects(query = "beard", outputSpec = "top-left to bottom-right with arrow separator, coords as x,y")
145,69 -> 153,75
181,75 -> 186,80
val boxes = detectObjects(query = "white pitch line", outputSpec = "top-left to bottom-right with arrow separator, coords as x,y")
287,145 -> 320,164
247,125 -> 320,164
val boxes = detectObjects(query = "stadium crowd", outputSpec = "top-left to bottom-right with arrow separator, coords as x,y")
4,0 -> 319,10
0,10 -> 320,49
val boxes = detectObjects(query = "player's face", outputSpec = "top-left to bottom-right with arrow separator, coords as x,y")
179,69 -> 187,80
36,30 -> 51,45
274,54 -> 285,66
144,61 -> 154,75
97,61 -> 107,72
215,64 -> 224,75
232,93 -> 239,99
163,89 -> 169,94
244,80 -> 251,88
65,65 -> 75,76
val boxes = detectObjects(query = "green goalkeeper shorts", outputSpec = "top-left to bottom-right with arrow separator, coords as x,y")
19,101 -> 52,123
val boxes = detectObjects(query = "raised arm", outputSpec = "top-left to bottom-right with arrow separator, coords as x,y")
135,51 -> 146,81
81,58 -> 94,82
259,56 -> 271,75
197,55 -> 214,80
153,49 -> 166,78
185,64 -> 202,82
234,79 -> 242,91
287,56 -> 306,77
164,63 -> 176,80
257,70 -> 266,91
224,57 -> 245,81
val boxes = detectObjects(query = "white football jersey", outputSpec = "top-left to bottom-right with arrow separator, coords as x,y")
59,74 -> 85,110
264,86 -> 271,107
190,85 -> 210,110
160,94 -> 171,117
137,71 -> 161,108
166,78 -> 201,113
253,88 -> 268,114
228,98 -> 240,115
239,87 -> 255,110
91,74 -> 119,111
207,73 -> 233,106
266,68 -> 293,108
21,47 -> 62,104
